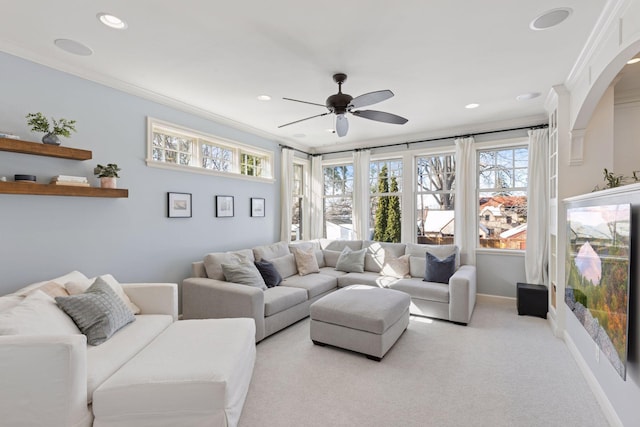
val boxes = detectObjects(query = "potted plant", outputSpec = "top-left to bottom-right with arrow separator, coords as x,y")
94,163 -> 121,189
25,112 -> 77,145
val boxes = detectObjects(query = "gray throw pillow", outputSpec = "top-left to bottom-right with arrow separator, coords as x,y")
424,252 -> 456,284
55,277 -> 135,346
221,261 -> 267,290
335,247 -> 366,273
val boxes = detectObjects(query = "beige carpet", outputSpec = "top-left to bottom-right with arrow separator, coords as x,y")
239,297 -> 609,427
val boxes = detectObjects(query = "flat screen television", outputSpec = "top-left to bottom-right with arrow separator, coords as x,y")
566,203 -> 631,379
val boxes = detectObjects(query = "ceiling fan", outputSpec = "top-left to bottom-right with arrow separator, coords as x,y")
279,73 -> 408,137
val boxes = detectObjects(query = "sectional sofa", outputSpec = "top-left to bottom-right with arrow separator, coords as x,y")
183,239 -> 477,342
0,270 -> 255,427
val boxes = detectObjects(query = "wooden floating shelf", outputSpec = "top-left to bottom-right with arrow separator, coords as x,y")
0,137 -> 92,160
0,182 -> 128,198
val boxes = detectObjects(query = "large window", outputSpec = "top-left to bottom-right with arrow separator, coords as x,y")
370,159 -> 402,242
416,154 -> 455,244
291,163 -> 304,241
147,118 -> 273,181
477,146 -> 528,249
323,164 -> 354,239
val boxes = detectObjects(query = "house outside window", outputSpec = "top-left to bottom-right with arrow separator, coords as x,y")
323,164 -> 354,239
370,159 -> 402,243
416,153 -> 455,244
477,145 -> 528,249
147,118 -> 274,181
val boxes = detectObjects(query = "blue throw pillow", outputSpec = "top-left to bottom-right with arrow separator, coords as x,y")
424,252 -> 456,284
254,259 -> 283,287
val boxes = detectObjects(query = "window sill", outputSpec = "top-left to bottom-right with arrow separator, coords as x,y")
146,159 -> 276,184
475,248 -> 525,257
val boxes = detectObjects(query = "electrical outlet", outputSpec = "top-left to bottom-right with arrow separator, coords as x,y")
595,343 -> 600,363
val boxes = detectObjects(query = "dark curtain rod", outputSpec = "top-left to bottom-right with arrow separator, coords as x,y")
279,123 -> 548,157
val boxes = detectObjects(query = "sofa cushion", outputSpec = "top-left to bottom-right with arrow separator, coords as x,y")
253,241 -> 290,261
389,278 -> 450,303
221,261 -> 267,290
66,274 -> 141,315
86,314 -> 173,403
380,254 -> 410,278
270,253 -> 298,279
0,290 -> 82,336
281,273 -> 337,299
291,247 -> 320,276
12,270 -> 89,297
406,243 -> 459,273
363,241 -> 407,273
263,286 -> 308,316
203,249 -> 255,281
319,239 -> 363,251
22,281 -> 70,298
56,278 -> 136,346
337,272 -> 398,288
318,267 -> 348,278
424,252 -> 456,284
336,247 -> 366,273
254,260 -> 282,287
0,295 -> 23,313
323,249 -> 341,268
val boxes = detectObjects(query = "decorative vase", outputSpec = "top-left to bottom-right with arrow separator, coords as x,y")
100,177 -> 117,189
42,133 -> 61,146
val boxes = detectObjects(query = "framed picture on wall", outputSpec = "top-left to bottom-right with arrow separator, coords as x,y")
167,192 -> 192,218
251,198 -> 265,217
216,195 -> 234,217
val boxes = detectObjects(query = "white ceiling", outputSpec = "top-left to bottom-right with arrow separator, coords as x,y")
0,1 -> 608,153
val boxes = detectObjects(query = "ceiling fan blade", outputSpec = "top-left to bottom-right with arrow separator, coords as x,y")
282,97 -> 326,108
349,90 -> 394,109
352,109 -> 408,125
278,112 -> 329,128
336,114 -> 349,137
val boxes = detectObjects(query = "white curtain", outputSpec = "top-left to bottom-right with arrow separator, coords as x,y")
309,155 -> 324,240
454,137 -> 476,266
352,149 -> 371,240
280,148 -> 294,242
525,128 -> 549,285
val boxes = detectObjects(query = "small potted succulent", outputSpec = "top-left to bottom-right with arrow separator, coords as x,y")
25,112 -> 77,145
94,163 -> 121,189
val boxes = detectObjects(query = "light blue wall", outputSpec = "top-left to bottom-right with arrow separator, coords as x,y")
0,52 -> 280,302
476,251 -> 526,297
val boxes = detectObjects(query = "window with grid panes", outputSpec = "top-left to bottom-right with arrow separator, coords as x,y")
416,154 -> 455,244
323,164 -> 354,240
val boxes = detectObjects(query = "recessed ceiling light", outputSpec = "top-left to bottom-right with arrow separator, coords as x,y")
257,95 -> 271,101
465,103 -> 480,109
627,57 -> 640,65
516,92 -> 541,101
54,39 -> 93,56
530,8 -> 572,31
97,13 -> 128,30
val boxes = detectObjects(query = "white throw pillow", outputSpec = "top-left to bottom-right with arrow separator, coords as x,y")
65,274 -> 141,314
380,254 -> 411,279
0,290 -> 82,336
291,247 -> 320,276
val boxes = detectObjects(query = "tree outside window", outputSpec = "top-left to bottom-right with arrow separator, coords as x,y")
477,146 -> 528,249
370,160 -> 402,243
291,163 -> 304,241
416,154 -> 455,244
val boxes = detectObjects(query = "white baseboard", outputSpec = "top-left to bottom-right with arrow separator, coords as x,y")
476,293 -> 515,302
562,330 -> 623,427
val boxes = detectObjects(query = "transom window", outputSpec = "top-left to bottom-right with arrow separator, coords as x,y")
477,146 -> 528,249
147,118 -> 273,181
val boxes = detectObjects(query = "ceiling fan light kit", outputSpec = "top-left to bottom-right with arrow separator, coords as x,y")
279,73 -> 408,137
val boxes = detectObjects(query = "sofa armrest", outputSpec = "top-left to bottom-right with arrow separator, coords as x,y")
121,283 -> 179,321
448,265 -> 477,324
182,277 -> 265,341
0,334 -> 92,427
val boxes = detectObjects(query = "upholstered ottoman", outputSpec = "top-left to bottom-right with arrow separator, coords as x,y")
310,285 -> 410,361
92,318 -> 256,427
